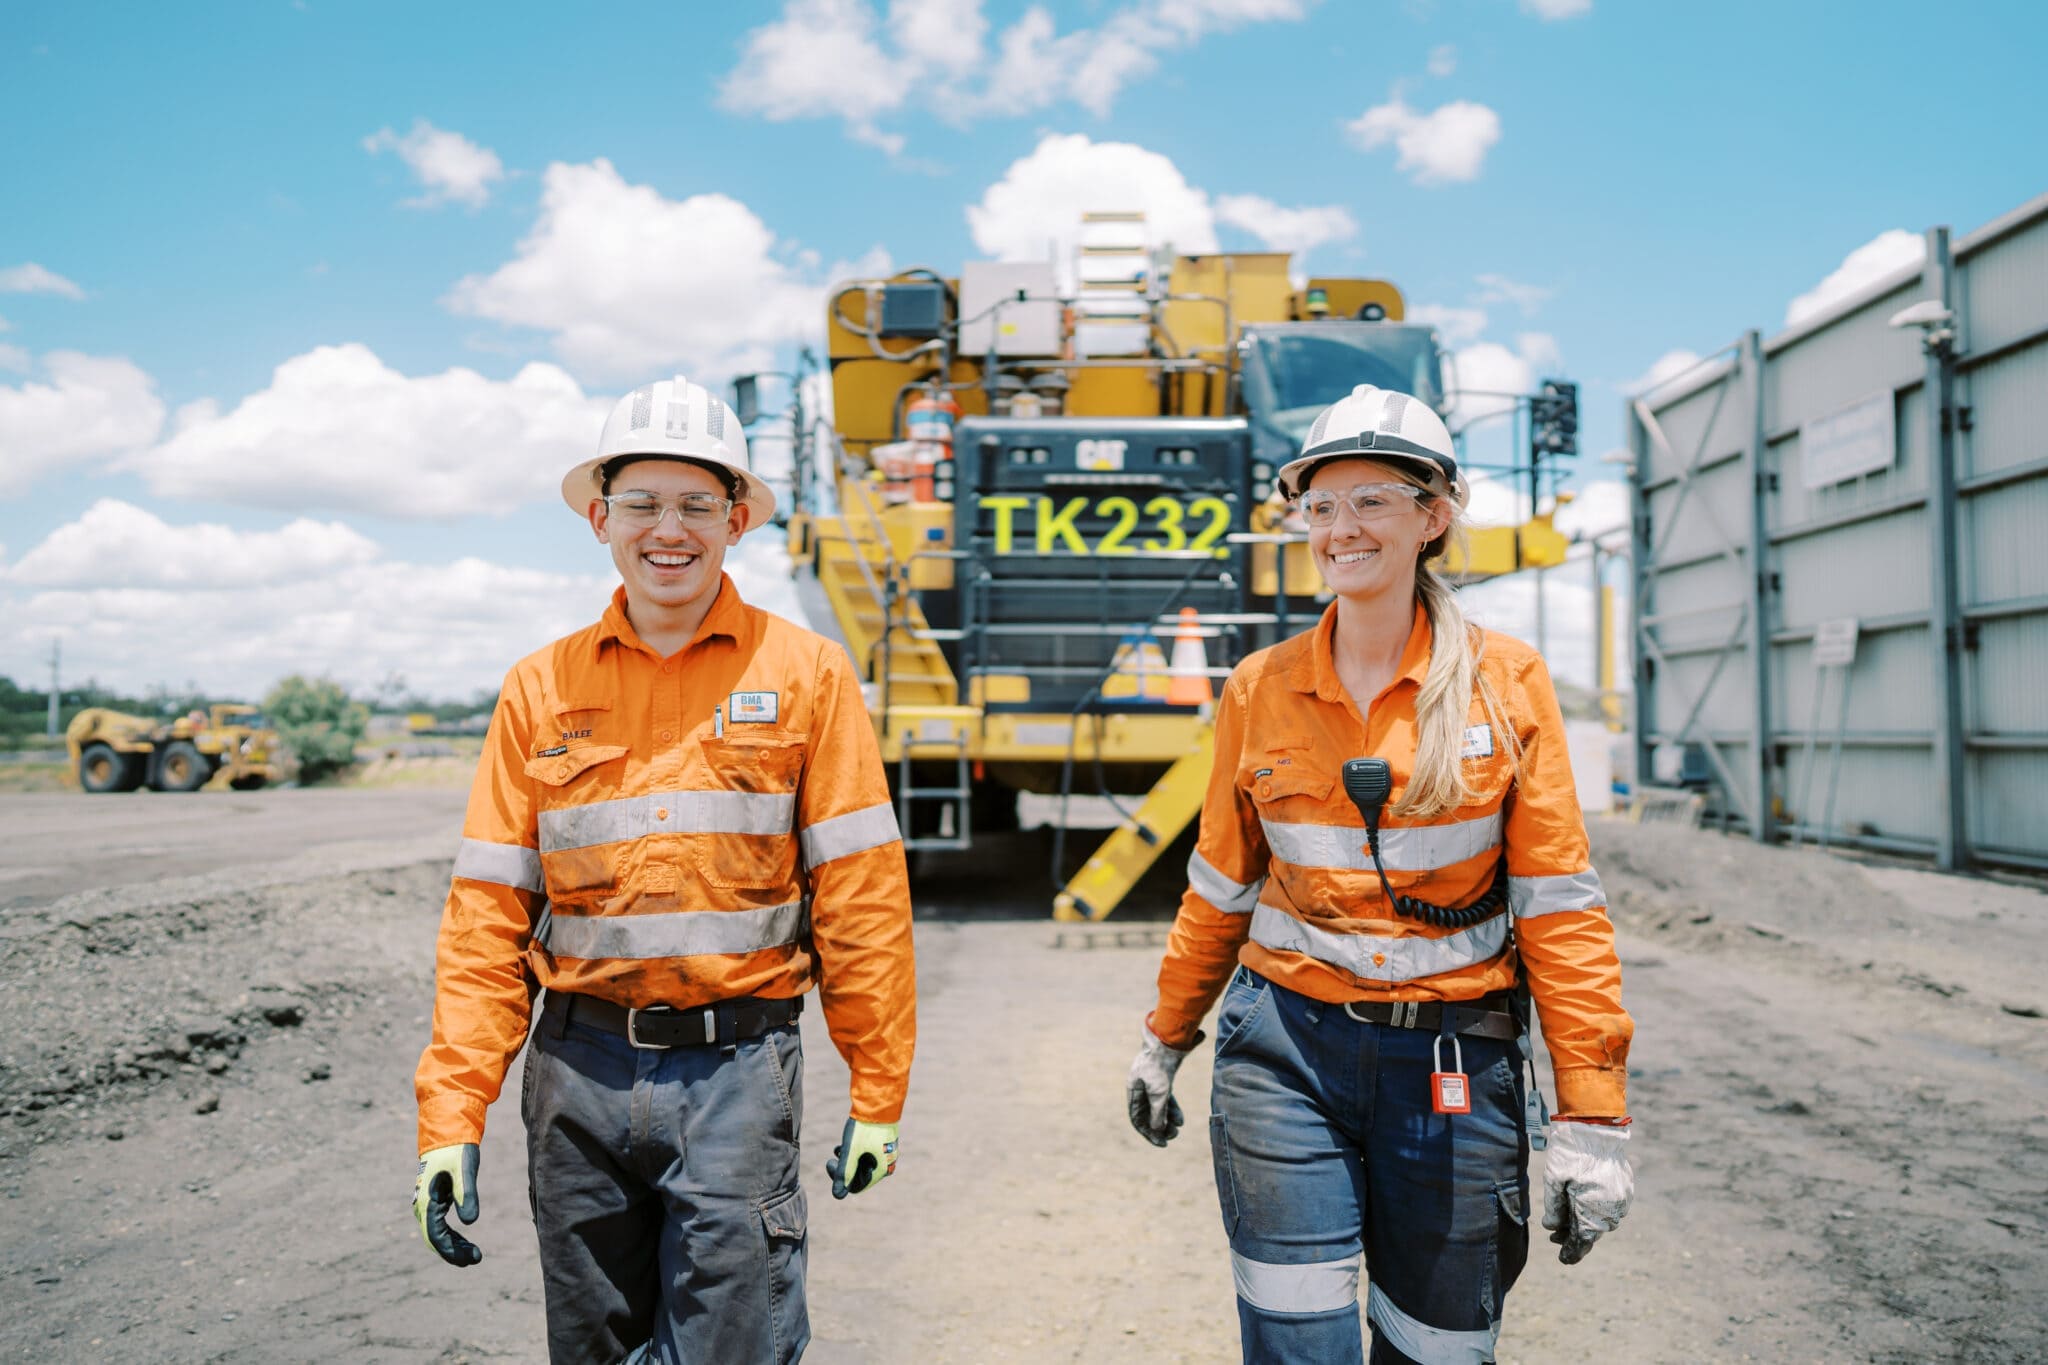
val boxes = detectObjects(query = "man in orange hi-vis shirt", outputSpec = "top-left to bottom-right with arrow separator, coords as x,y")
411,375 -> 915,1365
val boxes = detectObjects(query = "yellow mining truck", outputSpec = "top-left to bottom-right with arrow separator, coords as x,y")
750,218 -> 1567,918
67,705 -> 282,793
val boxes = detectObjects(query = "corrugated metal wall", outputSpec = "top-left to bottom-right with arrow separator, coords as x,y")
1629,191 -> 2048,872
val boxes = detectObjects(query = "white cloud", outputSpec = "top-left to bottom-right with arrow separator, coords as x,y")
1622,348 -> 1704,398
1427,43 -> 1457,76
447,159 -> 878,384
0,342 -> 28,373
1445,337 -> 1539,432
0,263 -> 85,299
362,119 -> 506,209
1783,228 -> 1925,328
0,313 -> 11,332
0,510 -> 809,701
718,0 -> 912,151
1517,331 -> 1564,374
0,350 -> 166,495
1212,195 -> 1357,254
1345,96 -> 1501,185
3,499 -> 380,589
723,0 -> 1310,147
133,343 -> 606,520
967,133 -> 1354,288
1520,0 -> 1591,17
1473,272 -> 1551,315
968,133 -> 1219,266
1408,303 -> 1488,346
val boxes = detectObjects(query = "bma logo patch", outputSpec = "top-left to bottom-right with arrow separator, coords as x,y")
1461,724 -> 1494,759
729,691 -> 779,724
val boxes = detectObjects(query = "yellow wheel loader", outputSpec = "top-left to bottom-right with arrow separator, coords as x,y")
66,705 -> 282,794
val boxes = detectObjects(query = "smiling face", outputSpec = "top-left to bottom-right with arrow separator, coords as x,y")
588,457 -> 750,628
1303,456 -> 1454,603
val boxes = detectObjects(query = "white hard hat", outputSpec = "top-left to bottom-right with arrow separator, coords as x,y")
1276,384 -> 1468,508
561,375 -> 774,527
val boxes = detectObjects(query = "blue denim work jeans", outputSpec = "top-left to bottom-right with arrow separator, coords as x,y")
521,996 -> 808,1365
1209,967 -> 1530,1365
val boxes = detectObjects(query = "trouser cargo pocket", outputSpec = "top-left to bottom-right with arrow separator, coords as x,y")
759,1184 -> 809,1363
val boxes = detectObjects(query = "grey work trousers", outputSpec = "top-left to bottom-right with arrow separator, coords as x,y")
521,997 -> 809,1365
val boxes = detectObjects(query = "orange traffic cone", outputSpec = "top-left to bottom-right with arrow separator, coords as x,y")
1167,606 -> 1213,706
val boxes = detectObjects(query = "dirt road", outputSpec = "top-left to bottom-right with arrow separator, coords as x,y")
1,791 -> 2044,1362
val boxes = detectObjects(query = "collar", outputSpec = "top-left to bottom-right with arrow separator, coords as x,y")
594,575 -> 749,657
1291,600 -> 1434,703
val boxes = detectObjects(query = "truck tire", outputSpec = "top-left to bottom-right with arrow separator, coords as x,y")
79,743 -> 142,794
151,740 -> 212,792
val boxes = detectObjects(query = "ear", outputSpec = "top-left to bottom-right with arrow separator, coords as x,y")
726,501 -> 753,540
587,499 -> 609,544
1422,496 -> 1454,542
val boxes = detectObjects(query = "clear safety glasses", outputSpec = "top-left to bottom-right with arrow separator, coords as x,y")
1295,482 -> 1427,528
601,491 -> 734,529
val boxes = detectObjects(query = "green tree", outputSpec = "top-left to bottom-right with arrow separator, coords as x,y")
264,675 -> 369,784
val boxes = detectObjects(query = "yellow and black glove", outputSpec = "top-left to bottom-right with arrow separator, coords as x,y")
413,1143 -> 482,1266
826,1119 -> 898,1199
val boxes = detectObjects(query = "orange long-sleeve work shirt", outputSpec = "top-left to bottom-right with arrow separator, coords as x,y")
415,578 -> 916,1152
1150,604 -> 1632,1117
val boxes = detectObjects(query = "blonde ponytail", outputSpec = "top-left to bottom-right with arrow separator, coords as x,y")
1394,499 -> 1522,819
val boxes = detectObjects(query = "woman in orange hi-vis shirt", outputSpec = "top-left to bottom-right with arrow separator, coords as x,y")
1127,385 -> 1635,1365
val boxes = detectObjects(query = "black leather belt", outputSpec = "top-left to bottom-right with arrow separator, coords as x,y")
1342,994 -> 1519,1041
544,991 -> 803,1050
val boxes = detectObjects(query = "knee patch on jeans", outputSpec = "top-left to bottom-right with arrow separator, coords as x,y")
1231,1250 -> 1361,1315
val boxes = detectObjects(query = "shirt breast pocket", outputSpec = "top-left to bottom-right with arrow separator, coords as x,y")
697,734 -> 805,891
526,744 -> 631,896
1246,755 -> 1338,908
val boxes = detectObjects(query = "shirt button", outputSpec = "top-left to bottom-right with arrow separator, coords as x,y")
655,807 -> 669,821
1373,953 -> 1386,966
661,730 -> 672,741
662,663 -> 674,674
1258,782 -> 1272,798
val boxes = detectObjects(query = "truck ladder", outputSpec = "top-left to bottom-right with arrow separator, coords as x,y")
895,732 -> 972,852
1052,720 -> 1214,921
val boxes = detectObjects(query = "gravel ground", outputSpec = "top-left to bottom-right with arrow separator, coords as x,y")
0,791 -> 2043,1362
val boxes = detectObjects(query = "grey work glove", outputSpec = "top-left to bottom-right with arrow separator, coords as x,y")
1126,1023 -> 1195,1147
413,1143 -> 482,1266
1541,1121 -> 1634,1264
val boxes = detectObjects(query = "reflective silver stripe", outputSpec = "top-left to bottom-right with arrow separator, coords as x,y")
540,790 -> 795,852
1260,811 -> 1502,873
1231,1250 -> 1360,1314
452,837 -> 543,893
1510,869 -> 1607,918
533,900 -> 553,950
544,900 -> 808,961
1366,1283 -> 1497,1364
799,801 -> 902,869
1250,903 -> 1508,983
1188,850 -> 1265,915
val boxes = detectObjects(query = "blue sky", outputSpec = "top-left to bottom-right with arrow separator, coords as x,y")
4,0 -> 2044,701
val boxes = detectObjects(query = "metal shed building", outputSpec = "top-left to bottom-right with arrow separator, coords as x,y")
1628,191 -> 2048,873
